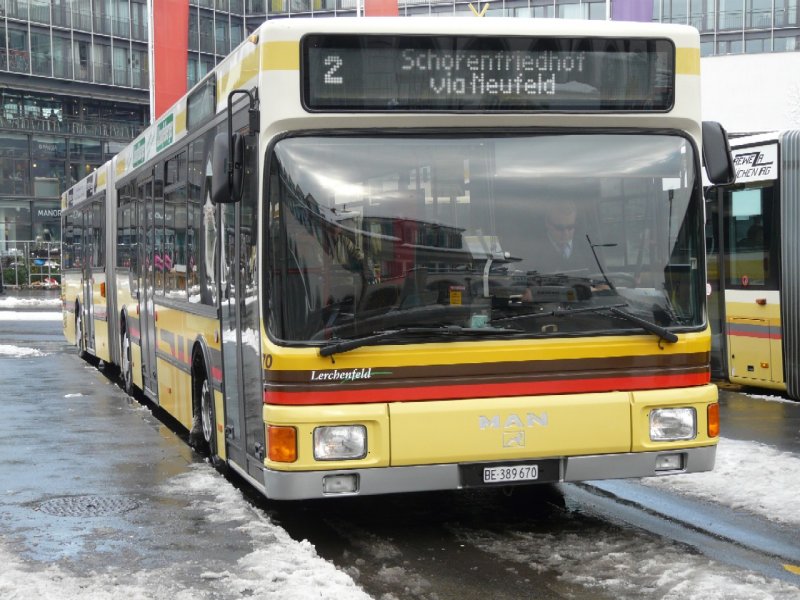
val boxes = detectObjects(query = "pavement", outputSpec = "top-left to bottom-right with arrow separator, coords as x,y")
1,296 -> 798,599
0,298 -> 369,599
0,307 -> 252,579
718,384 -> 800,455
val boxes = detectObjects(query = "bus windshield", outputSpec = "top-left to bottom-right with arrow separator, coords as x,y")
269,133 -> 702,344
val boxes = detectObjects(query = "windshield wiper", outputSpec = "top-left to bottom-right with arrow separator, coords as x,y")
319,325 -> 524,357
494,302 -> 677,343
493,302 -> 629,324
608,306 -> 679,343
560,304 -> 679,343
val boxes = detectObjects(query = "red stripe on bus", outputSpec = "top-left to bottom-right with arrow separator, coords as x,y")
728,330 -> 781,340
263,372 -> 710,405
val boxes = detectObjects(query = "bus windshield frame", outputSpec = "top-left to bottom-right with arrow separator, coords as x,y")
267,131 -> 704,345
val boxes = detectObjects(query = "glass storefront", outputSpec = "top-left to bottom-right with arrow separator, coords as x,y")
32,136 -> 68,198
33,201 -> 61,244
0,200 -> 61,244
0,200 -> 32,243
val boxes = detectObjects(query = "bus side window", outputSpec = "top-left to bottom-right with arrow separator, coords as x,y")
723,186 -> 777,289
187,139 -> 204,303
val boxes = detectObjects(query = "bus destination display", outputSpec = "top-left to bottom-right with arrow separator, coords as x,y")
303,35 -> 674,112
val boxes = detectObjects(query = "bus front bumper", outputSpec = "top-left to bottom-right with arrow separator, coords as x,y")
261,444 -> 716,501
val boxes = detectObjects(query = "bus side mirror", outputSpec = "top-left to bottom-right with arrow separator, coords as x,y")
702,121 -> 736,186
211,132 -> 245,204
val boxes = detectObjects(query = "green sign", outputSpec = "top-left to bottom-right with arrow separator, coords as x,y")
156,114 -> 174,153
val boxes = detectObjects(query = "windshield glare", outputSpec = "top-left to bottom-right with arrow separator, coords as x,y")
268,134 -> 702,343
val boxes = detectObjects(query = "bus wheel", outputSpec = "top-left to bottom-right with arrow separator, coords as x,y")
192,372 -> 225,469
121,328 -> 134,395
75,310 -> 87,359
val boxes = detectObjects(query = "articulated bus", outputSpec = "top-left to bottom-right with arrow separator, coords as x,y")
62,18 -> 734,500
707,130 -> 800,400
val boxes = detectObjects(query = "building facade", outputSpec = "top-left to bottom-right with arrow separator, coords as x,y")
0,0 -> 149,247
2,0 -> 799,248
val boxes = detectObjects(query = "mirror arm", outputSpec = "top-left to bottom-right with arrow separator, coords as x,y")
226,88 -> 259,194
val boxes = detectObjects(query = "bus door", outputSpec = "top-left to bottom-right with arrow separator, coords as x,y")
705,188 -> 726,380
219,133 -> 263,475
138,178 -> 158,398
722,184 -> 783,387
81,207 -> 95,352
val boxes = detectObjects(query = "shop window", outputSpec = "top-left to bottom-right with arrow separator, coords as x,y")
0,200 -> 33,243
0,158 -> 30,195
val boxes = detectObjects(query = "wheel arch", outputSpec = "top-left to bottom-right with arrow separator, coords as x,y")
190,335 -> 216,436
190,335 -> 225,465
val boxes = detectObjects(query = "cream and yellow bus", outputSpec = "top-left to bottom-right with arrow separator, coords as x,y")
707,131 -> 800,399
62,17 -> 734,499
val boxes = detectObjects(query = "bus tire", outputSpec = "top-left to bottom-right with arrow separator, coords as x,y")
120,326 -> 135,395
191,368 -> 225,469
75,306 -> 87,359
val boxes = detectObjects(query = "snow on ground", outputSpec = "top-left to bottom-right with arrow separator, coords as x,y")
745,392 -> 798,405
642,437 -> 800,526
451,437 -> 800,600
0,310 -> 61,321
0,295 -> 62,323
0,344 -> 46,357
0,463 -> 372,600
1,291 -> 798,598
455,523 -> 800,600
0,295 -> 61,309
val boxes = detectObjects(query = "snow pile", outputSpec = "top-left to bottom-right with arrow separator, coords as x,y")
0,295 -> 62,322
0,464 -> 371,600
0,310 -> 61,322
745,393 -> 797,404
0,344 -> 46,358
455,526 -> 799,600
160,465 -> 372,599
452,436 -> 800,599
0,295 -> 61,309
642,438 -> 800,526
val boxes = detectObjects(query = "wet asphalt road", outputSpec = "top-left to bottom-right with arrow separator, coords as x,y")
1,297 -> 799,599
0,308 -> 257,582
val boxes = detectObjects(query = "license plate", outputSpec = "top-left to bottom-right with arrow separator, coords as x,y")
482,464 -> 539,484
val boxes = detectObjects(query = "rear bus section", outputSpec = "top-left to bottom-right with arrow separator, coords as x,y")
61,164 -> 115,364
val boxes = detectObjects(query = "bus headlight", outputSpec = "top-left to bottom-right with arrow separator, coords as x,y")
649,408 -> 696,441
313,425 -> 367,461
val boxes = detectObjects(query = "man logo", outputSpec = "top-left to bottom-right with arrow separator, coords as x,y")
479,412 -> 549,430
479,412 -> 549,449
503,431 -> 525,448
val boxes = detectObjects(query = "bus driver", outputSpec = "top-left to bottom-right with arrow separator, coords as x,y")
531,199 -> 595,275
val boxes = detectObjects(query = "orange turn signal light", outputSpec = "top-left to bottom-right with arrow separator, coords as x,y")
99,282 -> 106,298
707,403 -> 720,438
267,425 -> 297,462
